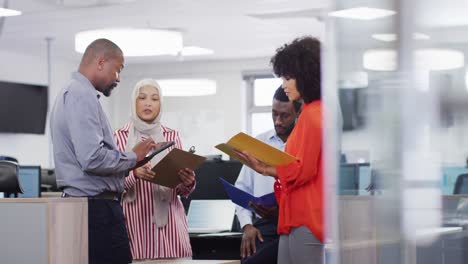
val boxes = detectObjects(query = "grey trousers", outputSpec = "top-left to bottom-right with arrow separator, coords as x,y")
278,226 -> 324,264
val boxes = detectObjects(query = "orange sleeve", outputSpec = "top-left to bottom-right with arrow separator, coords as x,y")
277,110 -> 321,191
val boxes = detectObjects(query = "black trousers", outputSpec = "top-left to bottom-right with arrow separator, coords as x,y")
88,199 -> 132,264
243,218 -> 279,264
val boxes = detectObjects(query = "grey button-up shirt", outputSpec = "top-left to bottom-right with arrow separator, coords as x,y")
50,72 -> 137,196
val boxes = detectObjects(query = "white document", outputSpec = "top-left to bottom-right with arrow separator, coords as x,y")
187,200 -> 236,234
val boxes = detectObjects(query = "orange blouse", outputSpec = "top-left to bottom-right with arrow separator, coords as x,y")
276,100 -> 323,242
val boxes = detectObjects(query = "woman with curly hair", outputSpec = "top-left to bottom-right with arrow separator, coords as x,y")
235,36 -> 323,264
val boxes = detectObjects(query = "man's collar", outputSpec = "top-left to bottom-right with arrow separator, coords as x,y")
72,72 -> 101,99
267,129 -> 285,143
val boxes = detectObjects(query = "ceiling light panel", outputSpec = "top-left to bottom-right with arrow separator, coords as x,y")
329,7 -> 395,20
0,7 -> 21,17
372,33 -> 430,42
58,0 -> 136,7
363,49 -> 464,71
181,46 -> 214,56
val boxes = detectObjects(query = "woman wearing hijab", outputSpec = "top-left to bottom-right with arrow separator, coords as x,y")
114,78 -> 195,260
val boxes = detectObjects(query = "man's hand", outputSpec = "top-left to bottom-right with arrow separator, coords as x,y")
178,168 -> 195,186
249,202 -> 279,219
132,138 -> 157,162
240,224 -> 263,259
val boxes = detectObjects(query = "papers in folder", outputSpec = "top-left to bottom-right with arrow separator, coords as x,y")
219,178 -> 276,211
215,132 -> 296,166
149,148 -> 206,188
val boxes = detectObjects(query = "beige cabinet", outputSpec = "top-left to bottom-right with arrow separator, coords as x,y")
0,198 -> 88,264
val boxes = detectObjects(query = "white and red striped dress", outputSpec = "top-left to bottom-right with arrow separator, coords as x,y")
114,123 -> 193,260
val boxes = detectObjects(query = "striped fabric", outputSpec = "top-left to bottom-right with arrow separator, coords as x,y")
114,123 -> 193,260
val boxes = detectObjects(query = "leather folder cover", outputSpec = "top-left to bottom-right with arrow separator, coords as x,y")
150,148 -> 206,188
215,132 -> 296,166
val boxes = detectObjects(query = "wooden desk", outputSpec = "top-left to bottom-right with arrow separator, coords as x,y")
40,191 -> 62,198
0,198 -> 87,264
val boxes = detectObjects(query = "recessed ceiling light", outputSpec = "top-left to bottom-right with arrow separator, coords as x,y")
372,33 -> 430,42
416,49 -> 464,70
58,0 -> 136,7
181,46 -> 214,56
363,49 -> 464,71
75,28 -> 183,56
340,72 -> 368,89
158,79 -> 216,96
413,33 -> 431,40
329,7 -> 395,20
0,7 -> 21,17
363,49 -> 397,71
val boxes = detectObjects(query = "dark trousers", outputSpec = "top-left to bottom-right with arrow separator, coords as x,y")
243,218 -> 279,264
88,199 -> 132,264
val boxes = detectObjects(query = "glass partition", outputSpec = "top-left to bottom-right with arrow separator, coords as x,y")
325,0 -> 468,263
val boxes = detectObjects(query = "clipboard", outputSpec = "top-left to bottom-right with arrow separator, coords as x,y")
219,177 -> 276,211
150,148 -> 206,188
215,132 -> 296,166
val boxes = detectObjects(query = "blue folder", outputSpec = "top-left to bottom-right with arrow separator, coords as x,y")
219,177 -> 277,211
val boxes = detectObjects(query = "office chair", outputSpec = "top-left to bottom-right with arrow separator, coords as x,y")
0,156 -> 18,163
0,160 -> 23,197
453,173 -> 468,194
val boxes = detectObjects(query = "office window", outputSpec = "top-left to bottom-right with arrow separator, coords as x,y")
245,75 -> 282,136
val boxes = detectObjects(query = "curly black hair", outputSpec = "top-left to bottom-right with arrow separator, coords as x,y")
270,36 -> 321,104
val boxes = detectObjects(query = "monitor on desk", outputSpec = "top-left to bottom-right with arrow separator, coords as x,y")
17,166 -> 41,198
358,165 -> 371,195
339,164 -> 360,195
182,160 -> 242,211
339,163 -> 370,195
191,160 -> 242,199
441,166 -> 468,195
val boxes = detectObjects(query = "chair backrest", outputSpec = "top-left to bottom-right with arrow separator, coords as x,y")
453,173 -> 468,194
0,160 -> 23,195
0,156 -> 18,163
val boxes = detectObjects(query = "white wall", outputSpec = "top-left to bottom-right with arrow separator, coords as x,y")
110,58 -> 271,156
0,50 -> 76,168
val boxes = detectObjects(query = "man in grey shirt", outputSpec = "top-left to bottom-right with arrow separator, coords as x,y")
50,38 -> 156,264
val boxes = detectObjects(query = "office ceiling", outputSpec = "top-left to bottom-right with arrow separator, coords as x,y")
0,0 -> 329,64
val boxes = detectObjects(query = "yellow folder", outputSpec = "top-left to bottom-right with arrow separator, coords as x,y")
215,132 -> 296,166
150,148 -> 206,188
